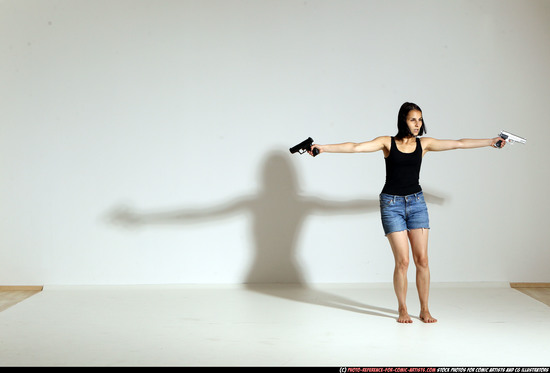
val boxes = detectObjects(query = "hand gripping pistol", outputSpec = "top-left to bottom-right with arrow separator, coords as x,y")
289,137 -> 319,156
493,131 -> 526,148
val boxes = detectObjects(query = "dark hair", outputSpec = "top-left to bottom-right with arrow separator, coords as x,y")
395,102 -> 427,139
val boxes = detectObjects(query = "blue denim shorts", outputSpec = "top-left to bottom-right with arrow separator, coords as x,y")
379,192 -> 430,235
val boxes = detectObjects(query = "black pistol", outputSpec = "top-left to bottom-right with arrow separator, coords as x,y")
289,137 -> 319,156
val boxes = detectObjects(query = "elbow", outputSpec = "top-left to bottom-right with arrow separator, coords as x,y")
351,143 -> 363,152
455,140 -> 466,149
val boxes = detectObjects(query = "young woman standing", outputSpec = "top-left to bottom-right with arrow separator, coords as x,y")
309,102 -> 505,323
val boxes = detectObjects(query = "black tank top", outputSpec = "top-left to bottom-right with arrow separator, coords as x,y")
381,137 -> 423,196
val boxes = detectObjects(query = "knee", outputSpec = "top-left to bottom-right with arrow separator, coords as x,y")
395,258 -> 409,272
414,255 -> 429,269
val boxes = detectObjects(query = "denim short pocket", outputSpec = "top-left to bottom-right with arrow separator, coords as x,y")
379,193 -> 394,206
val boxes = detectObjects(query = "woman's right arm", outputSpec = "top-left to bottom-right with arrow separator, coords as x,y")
310,136 -> 389,155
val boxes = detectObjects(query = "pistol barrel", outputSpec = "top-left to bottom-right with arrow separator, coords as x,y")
289,137 -> 314,154
501,131 -> 526,144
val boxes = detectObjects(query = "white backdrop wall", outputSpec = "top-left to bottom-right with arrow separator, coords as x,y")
1,0 -> 549,285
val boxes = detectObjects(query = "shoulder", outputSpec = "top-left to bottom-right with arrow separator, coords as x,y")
420,137 -> 436,146
376,136 -> 392,147
374,136 -> 392,153
375,136 -> 392,143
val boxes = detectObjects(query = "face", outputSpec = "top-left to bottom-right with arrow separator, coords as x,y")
406,109 -> 423,136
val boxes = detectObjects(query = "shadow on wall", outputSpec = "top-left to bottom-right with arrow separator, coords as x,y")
110,149 -> 381,283
108,149 -> 444,319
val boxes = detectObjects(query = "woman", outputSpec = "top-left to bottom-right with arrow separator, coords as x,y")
309,102 -> 505,323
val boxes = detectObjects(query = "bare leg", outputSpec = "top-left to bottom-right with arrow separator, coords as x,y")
387,231 -> 412,323
409,228 -> 437,323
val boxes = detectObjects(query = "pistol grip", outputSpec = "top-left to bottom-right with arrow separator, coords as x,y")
312,147 -> 319,156
494,133 -> 509,148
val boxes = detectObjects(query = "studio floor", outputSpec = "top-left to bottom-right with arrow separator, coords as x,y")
0,283 -> 549,367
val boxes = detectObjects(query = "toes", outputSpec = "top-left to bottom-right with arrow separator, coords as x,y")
420,315 -> 438,323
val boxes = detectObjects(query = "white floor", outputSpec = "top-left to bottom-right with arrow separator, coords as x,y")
0,283 -> 549,367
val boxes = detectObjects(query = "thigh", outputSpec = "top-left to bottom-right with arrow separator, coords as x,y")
387,230 -> 410,263
408,228 -> 429,264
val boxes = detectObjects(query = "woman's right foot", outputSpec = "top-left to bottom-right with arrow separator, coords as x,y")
397,307 -> 413,323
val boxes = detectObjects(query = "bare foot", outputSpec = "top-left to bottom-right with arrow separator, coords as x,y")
420,311 -> 437,323
397,308 -> 413,323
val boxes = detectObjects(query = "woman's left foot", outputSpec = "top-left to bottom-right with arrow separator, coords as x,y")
420,311 -> 437,323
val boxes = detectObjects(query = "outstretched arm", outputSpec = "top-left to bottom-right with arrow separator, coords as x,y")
422,136 -> 504,152
309,136 -> 390,155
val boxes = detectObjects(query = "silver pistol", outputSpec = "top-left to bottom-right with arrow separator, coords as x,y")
494,130 -> 526,148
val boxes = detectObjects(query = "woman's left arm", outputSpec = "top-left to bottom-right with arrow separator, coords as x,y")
422,137 -> 504,152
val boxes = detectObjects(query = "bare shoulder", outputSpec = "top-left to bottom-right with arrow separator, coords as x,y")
375,135 -> 391,145
374,135 -> 391,154
420,136 -> 436,148
374,135 -> 391,150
